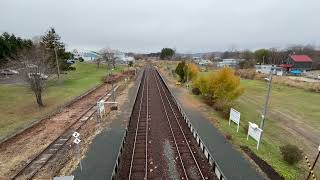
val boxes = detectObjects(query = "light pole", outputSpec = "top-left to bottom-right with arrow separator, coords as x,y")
260,67 -> 273,137
186,62 -> 189,89
110,68 -> 115,102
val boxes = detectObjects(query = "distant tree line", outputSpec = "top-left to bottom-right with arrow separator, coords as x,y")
0,32 -> 33,67
0,28 -> 74,71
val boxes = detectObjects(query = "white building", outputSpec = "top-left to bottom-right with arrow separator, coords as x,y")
74,51 -> 99,61
217,59 -> 242,68
115,52 -> 135,64
255,65 -> 284,76
198,59 -> 213,66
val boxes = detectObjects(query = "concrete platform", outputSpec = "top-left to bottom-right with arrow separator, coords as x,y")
169,85 -> 266,180
72,71 -> 143,180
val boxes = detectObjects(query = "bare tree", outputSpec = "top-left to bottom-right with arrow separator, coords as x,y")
269,48 -> 288,65
95,57 -> 103,69
203,53 -> 215,61
99,48 -> 116,69
12,43 -> 52,107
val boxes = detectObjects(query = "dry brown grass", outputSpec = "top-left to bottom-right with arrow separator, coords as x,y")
236,69 -> 320,93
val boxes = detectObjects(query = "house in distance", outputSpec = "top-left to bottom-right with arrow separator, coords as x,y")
280,55 -> 313,73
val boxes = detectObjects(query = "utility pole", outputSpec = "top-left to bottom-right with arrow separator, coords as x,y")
54,46 -> 60,79
260,67 -> 273,132
186,62 -> 189,89
111,68 -> 115,102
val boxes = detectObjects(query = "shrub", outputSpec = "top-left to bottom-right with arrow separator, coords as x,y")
280,144 -> 303,165
175,61 -> 186,82
243,125 -> 249,133
193,75 -> 209,95
193,67 -> 244,116
192,87 -> 200,95
78,57 -> 84,62
235,69 -> 256,79
225,134 -> 233,140
184,63 -> 199,81
68,66 -> 76,71
175,61 -> 199,82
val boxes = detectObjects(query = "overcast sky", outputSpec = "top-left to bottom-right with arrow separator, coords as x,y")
1,0 -> 319,53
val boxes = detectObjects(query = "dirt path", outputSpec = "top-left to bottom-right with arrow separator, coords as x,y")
0,82 -> 113,179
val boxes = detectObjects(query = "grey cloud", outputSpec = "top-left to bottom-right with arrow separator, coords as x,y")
1,0 -> 319,53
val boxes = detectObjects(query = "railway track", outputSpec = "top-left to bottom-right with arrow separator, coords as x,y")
116,66 -> 216,180
12,85 -> 119,180
152,68 -> 206,179
128,67 -> 149,179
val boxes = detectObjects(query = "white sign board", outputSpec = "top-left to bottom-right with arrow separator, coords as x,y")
247,122 -> 263,150
229,108 -> 241,132
73,137 -> 81,144
72,132 -> 80,138
97,100 -> 105,118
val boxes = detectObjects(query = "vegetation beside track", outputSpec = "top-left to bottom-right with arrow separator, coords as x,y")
157,60 -> 320,179
0,62 -> 123,140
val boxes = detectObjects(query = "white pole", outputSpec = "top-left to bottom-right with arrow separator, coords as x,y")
260,68 -> 273,130
186,62 -> 189,88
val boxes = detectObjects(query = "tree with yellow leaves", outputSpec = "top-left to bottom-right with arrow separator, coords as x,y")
175,61 -> 199,82
193,67 -> 244,116
184,62 -> 199,81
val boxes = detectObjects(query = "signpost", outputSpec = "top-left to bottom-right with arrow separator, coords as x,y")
247,122 -> 263,150
97,100 -> 105,121
229,108 -> 241,132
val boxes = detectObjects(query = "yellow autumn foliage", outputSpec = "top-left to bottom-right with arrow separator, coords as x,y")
193,67 -> 244,112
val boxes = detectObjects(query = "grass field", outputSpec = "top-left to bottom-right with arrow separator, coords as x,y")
159,62 -> 320,179
231,79 -> 320,179
195,71 -> 320,179
0,62 -> 123,140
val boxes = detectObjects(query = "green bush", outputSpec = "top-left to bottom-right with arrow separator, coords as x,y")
280,144 -> 303,165
78,57 -> 84,62
192,87 -> 200,95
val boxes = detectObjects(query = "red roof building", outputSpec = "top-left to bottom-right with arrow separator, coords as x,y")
280,55 -> 313,71
289,55 -> 313,62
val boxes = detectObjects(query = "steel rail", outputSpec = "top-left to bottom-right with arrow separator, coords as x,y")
152,69 -> 189,180
153,67 -> 206,180
145,67 -> 149,179
12,85 -> 118,180
128,68 -> 148,180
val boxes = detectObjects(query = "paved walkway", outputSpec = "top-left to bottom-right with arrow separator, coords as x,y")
72,72 -> 142,180
169,85 -> 265,180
